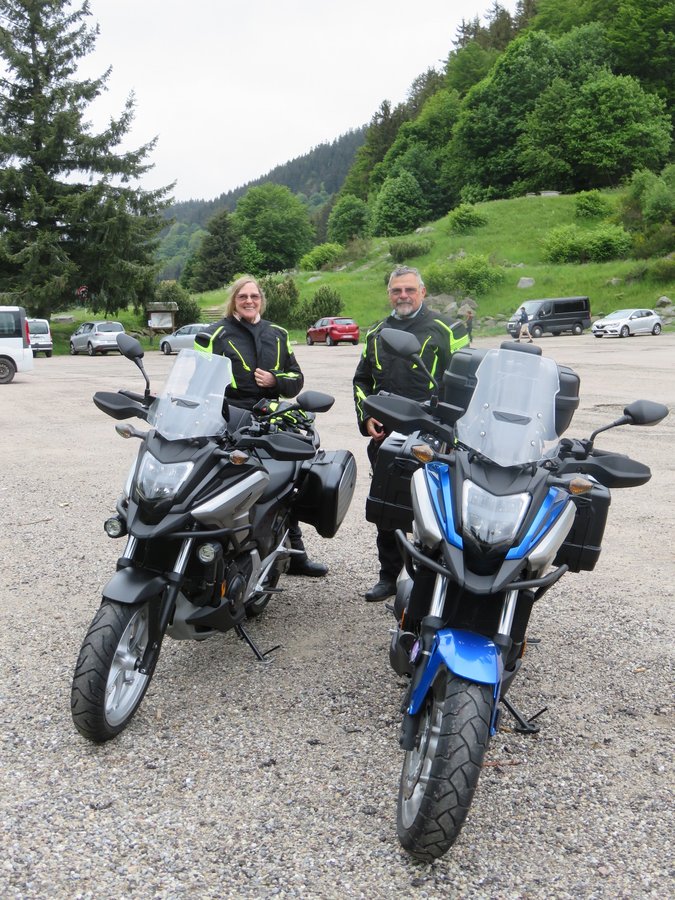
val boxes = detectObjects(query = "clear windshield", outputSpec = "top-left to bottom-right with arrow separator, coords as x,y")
455,348 -> 560,467
146,349 -> 231,440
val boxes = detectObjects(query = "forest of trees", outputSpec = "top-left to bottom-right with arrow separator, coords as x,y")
0,0 -> 672,314
0,0 -> 173,316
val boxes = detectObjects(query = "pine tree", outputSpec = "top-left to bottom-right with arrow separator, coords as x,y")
0,0 -> 173,316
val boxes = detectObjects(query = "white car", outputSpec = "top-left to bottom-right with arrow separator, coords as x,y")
592,308 -> 662,338
159,324 -> 209,355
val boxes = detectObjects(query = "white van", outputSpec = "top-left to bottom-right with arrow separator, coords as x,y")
0,305 -> 34,383
27,317 -> 53,357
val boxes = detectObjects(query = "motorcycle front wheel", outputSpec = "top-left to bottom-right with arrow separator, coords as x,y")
71,599 -> 154,742
397,669 -> 493,861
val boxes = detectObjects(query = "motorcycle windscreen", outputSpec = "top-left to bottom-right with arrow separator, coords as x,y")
146,349 -> 232,440
455,348 -> 560,467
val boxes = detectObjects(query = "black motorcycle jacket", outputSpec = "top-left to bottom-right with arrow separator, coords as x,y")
353,304 -> 468,435
196,316 -> 304,410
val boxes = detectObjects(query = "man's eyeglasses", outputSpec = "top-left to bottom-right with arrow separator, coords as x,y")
388,287 -> 419,297
236,293 -> 261,301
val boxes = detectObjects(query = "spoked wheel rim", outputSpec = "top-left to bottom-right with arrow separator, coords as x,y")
399,691 -> 443,829
105,604 -> 150,726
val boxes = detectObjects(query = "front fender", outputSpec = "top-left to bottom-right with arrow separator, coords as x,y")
408,628 -> 502,716
102,567 -> 167,604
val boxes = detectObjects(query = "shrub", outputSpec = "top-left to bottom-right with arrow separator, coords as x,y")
648,256 -> 675,284
295,285 -> 343,328
259,275 -> 300,328
152,281 -> 201,328
299,242 -> 344,271
425,255 -> 504,296
387,237 -> 434,260
575,190 -> 611,219
541,225 -> 585,263
445,203 -> 488,233
584,224 -> 632,261
327,194 -> 371,244
543,223 -> 632,263
372,171 -> 429,236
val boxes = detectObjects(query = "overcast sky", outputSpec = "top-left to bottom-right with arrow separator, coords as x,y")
81,0 -> 516,203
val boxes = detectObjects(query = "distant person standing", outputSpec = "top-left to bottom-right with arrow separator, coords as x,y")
516,306 -> 533,343
465,308 -> 474,344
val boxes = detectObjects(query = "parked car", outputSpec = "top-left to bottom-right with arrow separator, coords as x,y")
69,321 -> 125,355
506,296 -> 591,338
306,316 -> 359,346
27,318 -> 53,357
592,308 -> 663,339
0,305 -> 33,383
159,323 -> 209,355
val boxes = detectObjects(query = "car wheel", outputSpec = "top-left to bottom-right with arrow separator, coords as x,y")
326,335 -> 334,346
69,342 -> 77,355
531,326 -> 543,338
652,323 -> 662,335
161,342 -> 172,355
0,358 -> 17,384
572,323 -> 583,335
87,343 -> 95,356
46,351 -> 52,358
620,325 -> 630,338
593,333 -> 603,338
352,340 -> 359,345
306,335 -> 313,346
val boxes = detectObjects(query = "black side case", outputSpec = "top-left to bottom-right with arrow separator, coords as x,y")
293,450 -> 357,538
365,433 -> 421,531
554,483 -> 611,572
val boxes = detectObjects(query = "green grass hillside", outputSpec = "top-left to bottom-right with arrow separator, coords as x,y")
194,192 -> 673,336
48,191 -> 672,352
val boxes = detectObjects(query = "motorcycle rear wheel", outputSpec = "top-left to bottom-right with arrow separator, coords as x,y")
71,599 -> 154,742
397,669 -> 493,861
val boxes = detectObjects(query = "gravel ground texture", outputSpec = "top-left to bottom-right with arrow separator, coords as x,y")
1,332 -> 673,899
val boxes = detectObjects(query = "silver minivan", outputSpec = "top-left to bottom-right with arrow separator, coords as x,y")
27,318 -> 53,357
69,321 -> 125,355
0,305 -> 34,383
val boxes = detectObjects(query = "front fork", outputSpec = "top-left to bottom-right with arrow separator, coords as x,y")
399,574 -> 513,750
119,534 -> 195,677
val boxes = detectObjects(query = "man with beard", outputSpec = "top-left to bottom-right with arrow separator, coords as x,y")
353,266 -> 468,601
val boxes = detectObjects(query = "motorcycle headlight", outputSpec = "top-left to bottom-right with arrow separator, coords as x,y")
135,453 -> 194,502
461,481 -> 530,547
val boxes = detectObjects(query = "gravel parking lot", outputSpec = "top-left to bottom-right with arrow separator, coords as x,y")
1,332 -> 673,899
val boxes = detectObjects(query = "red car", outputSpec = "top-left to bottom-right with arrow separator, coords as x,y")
306,316 -> 359,346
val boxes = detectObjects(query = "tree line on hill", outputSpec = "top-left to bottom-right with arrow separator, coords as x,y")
0,0 -> 672,319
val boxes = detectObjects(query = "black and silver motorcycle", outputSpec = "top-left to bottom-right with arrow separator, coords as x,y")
364,329 -> 668,861
71,334 -> 357,742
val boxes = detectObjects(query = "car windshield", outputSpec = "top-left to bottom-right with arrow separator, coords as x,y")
147,349 -> 231,440
604,310 -> 632,320
98,322 -> 123,332
29,321 -> 49,334
334,318 -> 355,325
455,348 -> 560,467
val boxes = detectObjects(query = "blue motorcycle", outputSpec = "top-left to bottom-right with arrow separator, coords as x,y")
364,330 -> 668,861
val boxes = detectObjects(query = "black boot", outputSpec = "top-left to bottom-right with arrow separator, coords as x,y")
288,554 -> 328,577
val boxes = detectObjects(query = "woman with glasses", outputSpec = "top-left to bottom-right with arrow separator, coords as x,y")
196,275 -> 327,577
353,266 -> 469,601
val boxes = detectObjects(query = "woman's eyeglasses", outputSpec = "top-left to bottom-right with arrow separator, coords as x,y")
236,293 -> 261,301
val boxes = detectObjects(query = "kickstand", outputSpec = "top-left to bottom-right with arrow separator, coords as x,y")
235,623 -> 279,662
501,696 -> 548,734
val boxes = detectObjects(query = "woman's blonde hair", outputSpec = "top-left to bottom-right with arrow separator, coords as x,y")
225,275 -> 267,317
